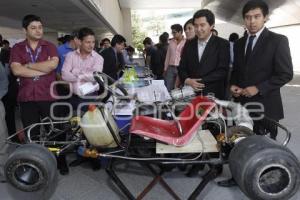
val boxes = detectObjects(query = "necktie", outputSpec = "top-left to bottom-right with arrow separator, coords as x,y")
245,35 -> 256,63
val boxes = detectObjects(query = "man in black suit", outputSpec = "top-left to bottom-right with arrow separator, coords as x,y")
100,34 -> 126,80
178,9 -> 230,100
178,9 -> 229,177
230,0 -> 293,139
219,0 -> 293,187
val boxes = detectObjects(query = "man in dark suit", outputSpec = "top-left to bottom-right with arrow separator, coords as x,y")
230,0 -> 293,139
178,9 -> 229,177
100,34 -> 126,80
178,9 -> 230,100
219,0 -> 293,187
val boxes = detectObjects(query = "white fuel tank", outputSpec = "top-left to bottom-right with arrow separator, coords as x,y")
80,105 -> 120,148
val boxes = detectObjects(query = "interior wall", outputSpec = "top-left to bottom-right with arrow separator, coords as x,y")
216,22 -> 300,73
43,32 -> 59,46
270,24 -> 300,73
91,0 -> 124,34
0,16 -> 24,46
0,16 -> 58,47
122,8 -> 132,45
214,22 -> 244,40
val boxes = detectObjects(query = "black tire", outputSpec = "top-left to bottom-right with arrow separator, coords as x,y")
229,135 -> 300,200
4,144 -> 57,192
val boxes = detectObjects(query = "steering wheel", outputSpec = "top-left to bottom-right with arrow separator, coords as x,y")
93,71 -> 128,98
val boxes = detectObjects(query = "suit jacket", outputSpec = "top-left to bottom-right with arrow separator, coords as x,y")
178,36 -> 230,99
151,44 -> 168,79
231,28 -> 293,120
100,47 -> 124,80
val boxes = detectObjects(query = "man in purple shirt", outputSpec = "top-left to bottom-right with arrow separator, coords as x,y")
10,14 -> 59,137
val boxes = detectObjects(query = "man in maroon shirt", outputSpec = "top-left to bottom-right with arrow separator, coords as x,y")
10,14 -> 59,137
10,15 -> 71,175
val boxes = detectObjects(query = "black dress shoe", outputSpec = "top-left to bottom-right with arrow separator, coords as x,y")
186,164 -> 205,177
69,156 -> 86,167
214,164 -> 223,176
59,168 -> 69,175
177,165 -> 187,172
217,178 -> 237,187
57,155 -> 69,175
160,164 -> 176,172
90,158 -> 101,171
0,176 -> 6,183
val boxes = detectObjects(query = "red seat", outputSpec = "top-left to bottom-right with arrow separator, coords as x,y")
129,96 -> 216,146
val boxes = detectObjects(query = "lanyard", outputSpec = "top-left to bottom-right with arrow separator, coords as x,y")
26,45 -> 42,81
26,45 -> 42,63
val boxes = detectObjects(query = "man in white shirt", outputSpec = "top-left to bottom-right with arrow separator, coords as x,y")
178,9 -> 230,100
62,27 -> 104,111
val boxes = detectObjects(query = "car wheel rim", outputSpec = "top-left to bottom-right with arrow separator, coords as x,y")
258,164 -> 291,195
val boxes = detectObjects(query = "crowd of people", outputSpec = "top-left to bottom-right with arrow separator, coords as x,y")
0,0 -> 293,181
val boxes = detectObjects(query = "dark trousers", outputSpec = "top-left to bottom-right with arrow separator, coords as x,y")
224,67 -> 233,100
237,100 -> 279,140
20,101 -> 69,174
2,97 -> 16,136
253,118 -> 278,140
20,101 -> 53,138
2,76 -> 18,136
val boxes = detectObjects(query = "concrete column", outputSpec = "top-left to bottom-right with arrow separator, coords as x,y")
43,31 -> 59,45
270,25 -> 300,73
122,8 -> 133,46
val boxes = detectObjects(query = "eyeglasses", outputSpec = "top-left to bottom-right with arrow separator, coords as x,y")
171,31 -> 178,35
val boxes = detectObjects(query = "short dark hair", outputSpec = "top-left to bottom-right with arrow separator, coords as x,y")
171,24 -> 183,33
212,28 -> 218,36
143,37 -> 152,45
184,18 -> 193,31
63,35 -> 74,43
162,32 -> 169,38
2,40 -> 9,46
78,27 -> 95,40
22,14 -> 42,29
101,38 -> 110,43
242,0 -> 269,18
126,45 -> 135,53
57,36 -> 64,43
229,33 -> 239,42
193,9 -> 215,26
71,29 -> 79,38
111,34 -> 126,47
159,33 -> 168,44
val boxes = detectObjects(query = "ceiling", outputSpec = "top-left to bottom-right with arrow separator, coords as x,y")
119,0 -> 202,9
0,0 -> 299,37
0,0 -> 113,36
119,0 -> 300,27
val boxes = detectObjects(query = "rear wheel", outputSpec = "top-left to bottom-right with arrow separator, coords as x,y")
229,135 -> 300,200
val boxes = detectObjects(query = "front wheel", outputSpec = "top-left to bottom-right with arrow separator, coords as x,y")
5,144 -> 57,193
